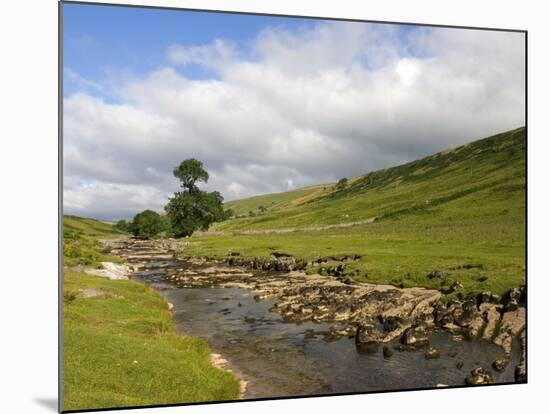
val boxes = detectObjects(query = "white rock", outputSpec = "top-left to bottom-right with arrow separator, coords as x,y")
84,262 -> 131,280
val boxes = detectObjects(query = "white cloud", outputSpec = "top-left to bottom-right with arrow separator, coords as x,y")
64,180 -> 170,219
63,21 -> 525,220
167,39 -> 235,69
395,58 -> 420,86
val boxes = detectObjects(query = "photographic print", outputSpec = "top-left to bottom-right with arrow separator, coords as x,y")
61,1 -> 526,412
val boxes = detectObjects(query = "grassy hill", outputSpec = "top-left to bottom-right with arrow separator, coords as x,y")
219,127 -> 525,231
63,215 -> 128,267
64,215 -> 127,239
185,127 -> 526,297
225,184 -> 333,217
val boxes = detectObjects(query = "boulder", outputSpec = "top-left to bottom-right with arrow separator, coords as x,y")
492,359 -> 507,372
503,299 -> 519,312
507,287 -> 522,301
382,316 -> 403,332
455,299 -> 479,327
467,315 -> 485,337
383,345 -> 393,359
465,367 -> 494,385
439,312 -> 455,325
502,287 -> 522,311
401,326 -> 429,348
449,281 -> 464,293
493,307 -> 525,355
425,347 -> 440,359
477,291 -> 494,305
84,262 -> 131,280
433,303 -> 449,324
356,323 -> 381,344
480,303 -> 501,341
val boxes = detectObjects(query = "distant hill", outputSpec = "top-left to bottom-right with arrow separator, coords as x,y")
63,215 -> 126,239
218,127 -> 526,232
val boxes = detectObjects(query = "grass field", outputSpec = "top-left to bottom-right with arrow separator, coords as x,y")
184,127 -> 526,298
62,216 -> 240,411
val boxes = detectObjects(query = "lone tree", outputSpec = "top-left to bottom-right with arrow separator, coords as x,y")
335,177 -> 348,190
173,158 -> 209,192
131,209 -> 162,239
165,159 -> 226,238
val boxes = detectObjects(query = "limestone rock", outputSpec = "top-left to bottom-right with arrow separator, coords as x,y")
425,347 -> 440,359
465,367 -> 494,385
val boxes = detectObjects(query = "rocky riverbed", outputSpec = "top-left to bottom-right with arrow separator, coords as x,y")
102,237 -> 526,389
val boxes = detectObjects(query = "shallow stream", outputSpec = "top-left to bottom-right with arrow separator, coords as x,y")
133,260 -> 519,399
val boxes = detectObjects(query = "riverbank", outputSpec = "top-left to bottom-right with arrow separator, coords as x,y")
63,268 -> 240,411
62,216 -> 240,411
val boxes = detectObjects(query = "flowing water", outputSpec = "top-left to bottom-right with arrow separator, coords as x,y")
132,258 -> 519,399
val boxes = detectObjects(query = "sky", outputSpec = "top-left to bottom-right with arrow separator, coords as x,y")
62,3 -> 526,220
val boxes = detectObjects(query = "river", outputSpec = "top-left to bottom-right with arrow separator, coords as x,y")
129,253 -> 519,399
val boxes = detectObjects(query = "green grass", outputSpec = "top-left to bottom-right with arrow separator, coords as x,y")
225,184 -> 333,217
64,215 -> 128,239
63,216 -> 240,410
63,270 -> 240,411
184,127 -> 526,297
63,216 -> 127,267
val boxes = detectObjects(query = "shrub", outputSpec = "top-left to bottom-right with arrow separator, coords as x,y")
131,210 -> 162,239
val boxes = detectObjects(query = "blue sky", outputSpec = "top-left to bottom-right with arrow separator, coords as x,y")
63,3 -> 319,98
62,3 -> 525,220
63,3 -> 429,100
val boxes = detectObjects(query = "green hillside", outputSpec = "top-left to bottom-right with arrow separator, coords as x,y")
64,215 -> 127,239
218,127 -> 525,231
63,215 -> 128,267
186,127 -> 526,297
225,184 -> 334,217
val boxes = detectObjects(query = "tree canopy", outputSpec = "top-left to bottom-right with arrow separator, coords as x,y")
131,209 -> 162,239
173,159 -> 209,192
165,159 -> 226,238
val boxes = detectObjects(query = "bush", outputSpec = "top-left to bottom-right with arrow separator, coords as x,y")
64,290 -> 78,304
113,219 -> 131,233
335,177 -> 348,190
131,210 -> 162,239
223,209 -> 234,220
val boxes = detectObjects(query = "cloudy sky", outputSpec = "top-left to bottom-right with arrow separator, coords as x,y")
63,4 -> 525,220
